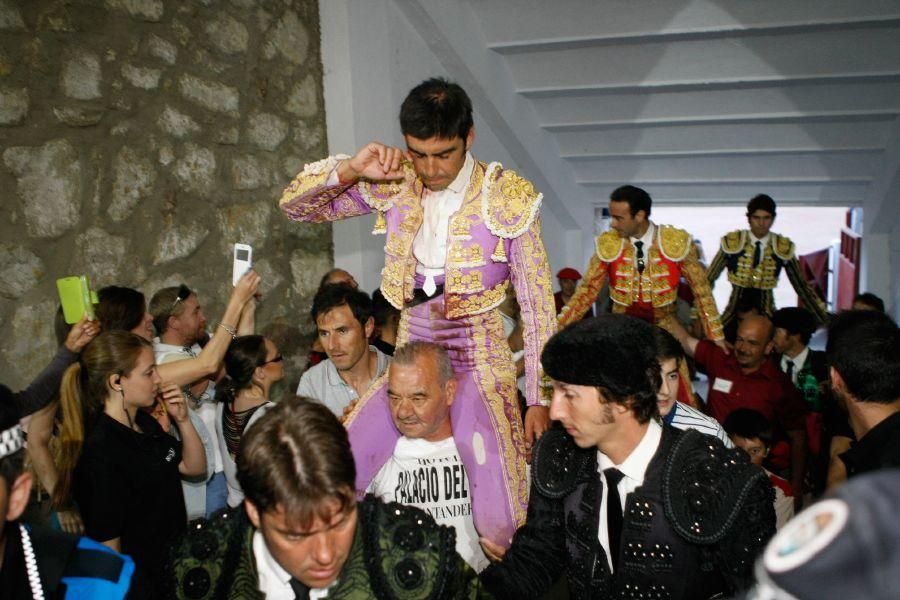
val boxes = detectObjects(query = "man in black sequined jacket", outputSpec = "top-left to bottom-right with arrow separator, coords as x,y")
169,398 -> 488,599
480,315 -> 776,600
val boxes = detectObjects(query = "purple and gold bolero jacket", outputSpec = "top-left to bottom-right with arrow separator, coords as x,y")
278,155 -> 557,405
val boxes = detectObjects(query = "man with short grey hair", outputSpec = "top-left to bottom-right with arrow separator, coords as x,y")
367,341 -> 488,572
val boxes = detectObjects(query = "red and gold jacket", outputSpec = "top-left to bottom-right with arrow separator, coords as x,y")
559,224 -> 724,341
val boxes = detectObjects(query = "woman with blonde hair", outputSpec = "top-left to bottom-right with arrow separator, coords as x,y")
56,330 -> 206,594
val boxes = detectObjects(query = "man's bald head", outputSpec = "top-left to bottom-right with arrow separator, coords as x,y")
734,315 -> 775,372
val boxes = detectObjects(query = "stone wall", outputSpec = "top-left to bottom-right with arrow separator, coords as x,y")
0,0 -> 331,391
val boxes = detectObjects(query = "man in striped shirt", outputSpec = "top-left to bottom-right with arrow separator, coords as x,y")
653,327 -> 733,447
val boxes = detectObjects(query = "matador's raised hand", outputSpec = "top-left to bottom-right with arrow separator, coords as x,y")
337,141 -> 408,183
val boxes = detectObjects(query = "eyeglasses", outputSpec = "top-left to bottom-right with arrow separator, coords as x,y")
171,284 -> 191,310
260,354 -> 283,366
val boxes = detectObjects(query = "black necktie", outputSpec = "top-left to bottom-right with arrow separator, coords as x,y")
290,578 -> 310,600
752,240 -> 762,267
785,359 -> 795,382
634,241 -> 645,274
604,467 -> 625,572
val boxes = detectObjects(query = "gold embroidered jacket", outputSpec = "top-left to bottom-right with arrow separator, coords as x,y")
707,230 -> 829,324
559,224 -> 724,341
279,155 -> 557,405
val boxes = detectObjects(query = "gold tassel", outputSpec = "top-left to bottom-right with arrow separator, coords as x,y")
372,211 -> 387,234
491,238 -> 508,263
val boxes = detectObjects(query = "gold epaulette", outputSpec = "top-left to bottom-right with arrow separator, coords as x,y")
720,230 -> 747,254
358,161 -> 419,213
596,229 -> 624,262
771,233 -> 796,261
482,162 -> 542,239
658,224 -> 692,262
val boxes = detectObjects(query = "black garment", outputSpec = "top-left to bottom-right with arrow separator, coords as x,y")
840,411 -> 900,478
371,337 -> 396,357
74,410 -> 185,593
480,425 -> 776,600
168,497 -> 488,599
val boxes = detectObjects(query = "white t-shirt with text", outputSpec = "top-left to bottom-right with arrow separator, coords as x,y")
368,436 -> 489,572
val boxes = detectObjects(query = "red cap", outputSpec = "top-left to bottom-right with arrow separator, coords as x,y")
556,268 -> 582,280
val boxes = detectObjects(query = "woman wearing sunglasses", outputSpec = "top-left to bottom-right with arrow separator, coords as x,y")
215,335 -> 285,507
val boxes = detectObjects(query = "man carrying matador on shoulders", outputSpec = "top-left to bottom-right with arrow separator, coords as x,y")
278,78 -> 556,549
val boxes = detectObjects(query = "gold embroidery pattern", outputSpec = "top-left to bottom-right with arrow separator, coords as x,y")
358,162 -> 418,211
507,217 -> 557,405
482,165 -> 543,240
680,243 -> 725,341
379,181 -> 424,309
445,269 -> 484,295
596,230 -> 624,262
279,155 -> 348,210
444,280 -> 509,319
279,169 -> 330,211
657,225 -> 691,262
449,221 -> 473,240
372,211 -> 387,235
491,238 -> 508,263
728,241 -> 780,290
470,309 -> 529,529
447,244 -> 486,268
721,230 -> 747,254
772,233 -> 796,261
341,370 -> 389,427
384,232 -> 408,258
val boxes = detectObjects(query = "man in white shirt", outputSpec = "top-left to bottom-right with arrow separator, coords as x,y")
480,315 -> 775,599
149,284 -> 222,518
368,341 -> 489,572
296,284 -> 390,418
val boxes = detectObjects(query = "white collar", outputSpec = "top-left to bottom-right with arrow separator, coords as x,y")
597,420 -> 662,484
443,151 -> 475,195
749,231 -> 770,246
630,221 -> 655,249
253,531 -> 334,599
783,346 -> 810,370
253,530 -> 294,599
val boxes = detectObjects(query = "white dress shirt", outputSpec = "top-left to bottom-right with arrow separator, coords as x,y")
596,420 -> 663,573
254,531 -> 333,599
781,346 -> 809,386
413,152 -> 476,293
630,222 -> 656,269
749,231 -> 770,253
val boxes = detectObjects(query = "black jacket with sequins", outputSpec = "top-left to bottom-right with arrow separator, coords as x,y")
480,424 -> 775,600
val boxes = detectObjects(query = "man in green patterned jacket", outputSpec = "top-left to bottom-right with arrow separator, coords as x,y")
169,397 -> 488,599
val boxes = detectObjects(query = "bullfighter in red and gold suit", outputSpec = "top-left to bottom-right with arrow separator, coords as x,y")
278,79 -> 556,549
559,186 -> 726,405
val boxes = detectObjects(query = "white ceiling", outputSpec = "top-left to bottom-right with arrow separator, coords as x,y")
471,0 -> 900,212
